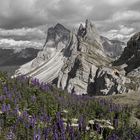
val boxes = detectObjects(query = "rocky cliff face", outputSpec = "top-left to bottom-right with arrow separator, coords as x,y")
114,32 -> 140,74
57,20 -> 110,94
15,24 -> 71,82
113,32 -> 140,91
88,67 -> 130,95
101,36 -> 125,59
14,20 -> 132,95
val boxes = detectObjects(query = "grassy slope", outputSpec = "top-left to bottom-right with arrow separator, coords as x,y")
96,92 -> 140,127
0,72 -> 140,139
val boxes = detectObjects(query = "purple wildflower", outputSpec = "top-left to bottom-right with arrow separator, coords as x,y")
1,103 -> 6,113
69,126 -> 75,140
31,95 -> 36,102
6,131 -> 15,140
34,129 -> 41,140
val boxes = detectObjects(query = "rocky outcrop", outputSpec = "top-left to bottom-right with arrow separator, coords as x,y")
14,20 -> 134,95
88,67 -> 130,95
101,36 -> 125,59
113,32 -> 140,91
113,32 -> 140,74
14,20 -> 111,95
57,20 -> 110,94
31,23 -> 70,68
15,24 -> 71,82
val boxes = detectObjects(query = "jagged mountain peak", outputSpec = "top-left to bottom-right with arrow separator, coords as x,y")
85,19 -> 98,32
54,23 -> 69,31
14,20 -> 126,95
46,23 -> 70,45
78,19 -> 98,34
100,36 -> 125,59
77,19 -> 103,51
113,32 -> 140,74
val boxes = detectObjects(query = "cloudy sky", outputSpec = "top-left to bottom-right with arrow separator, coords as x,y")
0,0 -> 140,49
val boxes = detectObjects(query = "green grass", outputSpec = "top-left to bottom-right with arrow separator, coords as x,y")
0,72 -> 139,139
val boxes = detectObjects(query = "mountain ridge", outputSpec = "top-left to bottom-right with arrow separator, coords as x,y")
14,20 -> 131,95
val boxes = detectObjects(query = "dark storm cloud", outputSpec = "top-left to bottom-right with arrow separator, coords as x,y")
0,0 -> 140,41
0,0 -> 47,29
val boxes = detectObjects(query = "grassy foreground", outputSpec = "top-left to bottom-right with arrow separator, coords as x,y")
0,72 -> 140,140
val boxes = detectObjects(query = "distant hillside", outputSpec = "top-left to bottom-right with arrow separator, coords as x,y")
0,48 -> 39,76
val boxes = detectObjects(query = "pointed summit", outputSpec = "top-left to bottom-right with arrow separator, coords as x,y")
77,19 -> 103,50
14,20 -> 112,95
54,23 -> 70,32
77,23 -> 86,38
46,23 -> 70,43
85,19 -> 93,29
85,19 -> 99,35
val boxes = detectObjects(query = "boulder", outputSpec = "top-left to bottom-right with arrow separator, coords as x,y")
88,67 -> 130,95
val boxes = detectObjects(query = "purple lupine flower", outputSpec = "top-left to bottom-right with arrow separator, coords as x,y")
53,124 -> 59,140
53,131 -> 59,140
14,99 -> 17,105
46,116 -> 51,123
38,115 -> 42,121
56,112 -> 61,120
24,121 -> 30,129
22,111 -> 28,118
135,135 -> 140,140
44,127 -> 50,140
59,120 -> 66,140
69,126 -> 75,140
3,86 -> 8,94
31,95 -> 36,102
28,116 -> 36,128
33,78 -> 37,85
78,116 -> 84,131
107,133 -> 119,140
0,95 -> 2,101
113,118 -> 119,128
109,106 -> 113,112
2,95 -> 6,101
42,113 -> 48,122
31,78 -> 35,85
40,82 -> 44,90
34,129 -> 41,140
61,131 -> 66,140
2,103 -> 6,113
6,131 -> 15,140
95,123 -> 101,133
31,78 -> 37,86
57,119 -> 64,131
14,105 -> 20,116
44,83 -> 49,91
6,104 -> 11,111
57,119 -> 65,139
36,79 -> 40,87
28,116 -> 32,123
7,93 -> 12,100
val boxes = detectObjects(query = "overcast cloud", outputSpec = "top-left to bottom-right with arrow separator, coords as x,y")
0,0 -> 139,42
